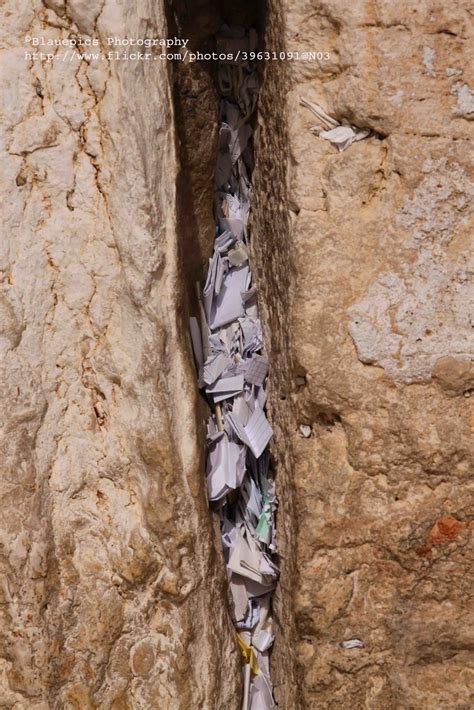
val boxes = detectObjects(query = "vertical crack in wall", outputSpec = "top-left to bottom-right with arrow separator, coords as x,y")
166,0 -> 300,707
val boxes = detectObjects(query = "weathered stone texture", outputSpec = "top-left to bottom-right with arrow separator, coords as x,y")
1,0 -> 473,708
284,1 -> 473,707
0,1 -> 239,707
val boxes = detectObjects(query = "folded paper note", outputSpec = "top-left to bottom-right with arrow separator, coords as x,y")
245,355 -> 268,387
207,438 -> 246,501
227,408 -> 273,460
300,96 -> 372,152
210,266 -> 250,330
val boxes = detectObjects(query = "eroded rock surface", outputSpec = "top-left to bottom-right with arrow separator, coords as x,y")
0,1 -> 240,707
284,1 -> 474,707
1,0 -> 473,708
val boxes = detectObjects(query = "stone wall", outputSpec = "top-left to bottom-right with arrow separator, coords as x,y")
0,1 -> 240,706
0,0 -> 472,708
283,1 -> 474,707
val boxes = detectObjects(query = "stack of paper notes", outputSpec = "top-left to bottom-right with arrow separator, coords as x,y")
190,25 -> 277,710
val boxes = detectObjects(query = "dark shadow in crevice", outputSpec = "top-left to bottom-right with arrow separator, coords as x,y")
165,0 -> 266,331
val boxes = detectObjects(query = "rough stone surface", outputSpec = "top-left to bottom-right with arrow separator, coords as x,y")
0,1 -> 240,707
283,0 -> 474,707
1,0 -> 473,708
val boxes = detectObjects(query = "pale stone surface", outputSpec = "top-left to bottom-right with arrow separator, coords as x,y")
1,0 -> 473,707
282,0 -> 474,707
348,156 -> 474,383
0,1 -> 240,707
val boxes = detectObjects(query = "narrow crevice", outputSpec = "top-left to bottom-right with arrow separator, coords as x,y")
166,0 -> 300,707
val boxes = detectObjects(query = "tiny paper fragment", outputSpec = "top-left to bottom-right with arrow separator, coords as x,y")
341,638 -> 365,649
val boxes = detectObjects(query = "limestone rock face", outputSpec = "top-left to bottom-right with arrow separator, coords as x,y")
0,1 -> 239,707
1,0 -> 472,708
283,1 -> 474,707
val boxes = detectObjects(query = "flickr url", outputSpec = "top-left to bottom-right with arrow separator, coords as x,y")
23,49 -> 331,63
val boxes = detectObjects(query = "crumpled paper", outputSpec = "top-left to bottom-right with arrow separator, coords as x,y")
300,96 -> 372,152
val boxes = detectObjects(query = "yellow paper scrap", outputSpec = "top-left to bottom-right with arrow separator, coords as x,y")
236,634 -> 259,675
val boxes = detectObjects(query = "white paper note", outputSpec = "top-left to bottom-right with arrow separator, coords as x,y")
210,265 -> 249,330
228,408 -> 273,459
245,355 -> 268,386
207,438 -> 247,501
